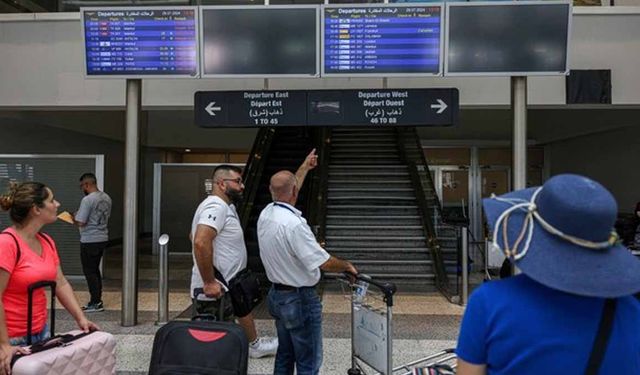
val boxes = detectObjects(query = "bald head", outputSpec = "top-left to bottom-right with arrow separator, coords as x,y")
270,171 -> 297,202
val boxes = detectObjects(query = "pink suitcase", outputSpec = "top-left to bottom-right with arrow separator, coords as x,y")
11,281 -> 117,374
12,330 -> 117,375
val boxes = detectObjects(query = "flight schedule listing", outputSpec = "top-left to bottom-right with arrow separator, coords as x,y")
83,9 -> 198,76
324,6 -> 442,75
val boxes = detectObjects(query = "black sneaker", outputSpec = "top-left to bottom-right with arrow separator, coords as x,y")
82,301 -> 104,313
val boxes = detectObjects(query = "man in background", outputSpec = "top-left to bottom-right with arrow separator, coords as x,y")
74,172 -> 112,313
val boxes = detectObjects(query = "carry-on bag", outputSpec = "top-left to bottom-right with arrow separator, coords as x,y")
11,280 -> 117,375
148,315 -> 248,375
200,268 -> 263,319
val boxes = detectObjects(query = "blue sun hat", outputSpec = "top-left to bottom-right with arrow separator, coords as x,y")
483,174 -> 640,298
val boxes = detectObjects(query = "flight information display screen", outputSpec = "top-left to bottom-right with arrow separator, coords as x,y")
82,7 -> 199,78
445,2 -> 570,75
322,5 -> 443,76
201,6 -> 319,77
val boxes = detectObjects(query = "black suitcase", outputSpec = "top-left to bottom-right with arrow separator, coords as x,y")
148,316 -> 248,375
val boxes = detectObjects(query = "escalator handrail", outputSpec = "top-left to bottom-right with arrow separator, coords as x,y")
239,127 -> 275,228
314,127 -> 331,245
395,127 -> 451,296
404,127 -> 444,219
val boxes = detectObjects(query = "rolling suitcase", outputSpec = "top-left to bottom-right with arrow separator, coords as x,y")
149,294 -> 248,375
11,281 -> 117,375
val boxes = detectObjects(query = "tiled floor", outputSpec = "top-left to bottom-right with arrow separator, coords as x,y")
59,285 -> 463,374
56,244 -> 466,374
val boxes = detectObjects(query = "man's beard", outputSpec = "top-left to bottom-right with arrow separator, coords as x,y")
225,188 -> 243,206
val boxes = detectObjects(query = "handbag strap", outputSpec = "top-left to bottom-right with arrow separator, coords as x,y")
1,231 -> 21,266
1,231 -> 53,267
214,267 -> 228,288
585,298 -> 617,375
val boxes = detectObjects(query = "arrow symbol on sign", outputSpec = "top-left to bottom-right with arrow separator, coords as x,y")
430,99 -> 447,114
205,102 -> 222,116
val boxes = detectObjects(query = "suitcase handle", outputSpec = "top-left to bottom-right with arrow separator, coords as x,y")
28,332 -> 92,354
192,288 -> 225,321
11,331 -> 95,368
27,280 -> 56,345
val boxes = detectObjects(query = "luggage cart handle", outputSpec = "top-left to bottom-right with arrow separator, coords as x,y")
343,273 -> 397,307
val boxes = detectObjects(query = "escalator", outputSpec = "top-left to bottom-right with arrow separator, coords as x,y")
239,127 -> 325,272
240,126 -> 458,297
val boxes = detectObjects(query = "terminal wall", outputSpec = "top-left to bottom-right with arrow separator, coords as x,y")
0,116 -> 179,239
0,117 -> 125,239
548,124 -> 640,212
1,9 -> 640,107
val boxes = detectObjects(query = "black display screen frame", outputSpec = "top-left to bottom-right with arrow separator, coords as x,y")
444,1 -> 572,76
199,5 -> 320,78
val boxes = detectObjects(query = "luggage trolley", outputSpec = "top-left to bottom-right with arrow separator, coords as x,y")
340,274 -> 457,375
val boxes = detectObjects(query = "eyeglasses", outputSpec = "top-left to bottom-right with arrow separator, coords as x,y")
222,178 -> 244,185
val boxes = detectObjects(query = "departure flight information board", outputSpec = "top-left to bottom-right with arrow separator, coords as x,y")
200,6 -> 319,77
322,5 -> 443,77
81,7 -> 199,78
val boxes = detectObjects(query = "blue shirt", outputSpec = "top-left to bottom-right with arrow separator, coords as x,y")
456,274 -> 640,374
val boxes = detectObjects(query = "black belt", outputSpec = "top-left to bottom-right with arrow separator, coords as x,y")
273,283 -> 316,291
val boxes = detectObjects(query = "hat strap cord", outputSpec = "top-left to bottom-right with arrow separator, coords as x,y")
492,201 -> 535,260
492,188 -> 617,260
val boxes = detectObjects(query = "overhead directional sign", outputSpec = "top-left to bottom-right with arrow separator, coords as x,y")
195,90 -> 307,127
205,101 -> 222,116
308,89 -> 458,126
195,88 -> 458,128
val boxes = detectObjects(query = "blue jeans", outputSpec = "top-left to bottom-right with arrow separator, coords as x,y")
9,323 -> 50,346
268,286 -> 322,375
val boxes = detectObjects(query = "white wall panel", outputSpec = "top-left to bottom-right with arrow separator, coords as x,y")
0,15 -> 124,107
570,11 -> 640,105
1,9 -> 640,107
143,78 -> 265,107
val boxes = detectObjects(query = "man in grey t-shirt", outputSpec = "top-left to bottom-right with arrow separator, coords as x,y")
74,173 -> 112,313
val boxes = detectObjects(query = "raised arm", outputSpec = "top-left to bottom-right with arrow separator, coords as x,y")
295,148 -> 318,191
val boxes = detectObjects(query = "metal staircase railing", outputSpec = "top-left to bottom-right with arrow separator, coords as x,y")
395,127 -> 452,297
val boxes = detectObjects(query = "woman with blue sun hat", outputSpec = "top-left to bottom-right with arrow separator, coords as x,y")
455,174 -> 640,375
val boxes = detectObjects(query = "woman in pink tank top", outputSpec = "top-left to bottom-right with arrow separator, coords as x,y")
0,182 -> 99,375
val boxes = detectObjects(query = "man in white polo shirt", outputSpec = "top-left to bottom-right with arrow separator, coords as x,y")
190,164 -> 277,358
258,168 -> 357,375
